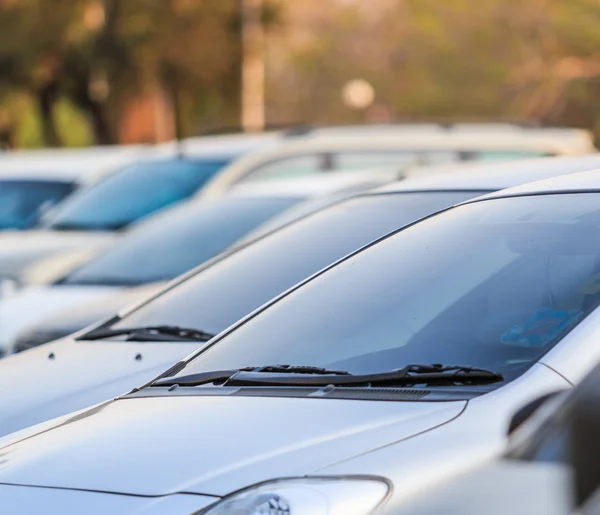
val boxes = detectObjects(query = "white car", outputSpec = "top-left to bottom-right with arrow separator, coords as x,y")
0,169 -> 400,357
197,123 -> 597,198
3,170 -> 600,513
0,134 -> 278,283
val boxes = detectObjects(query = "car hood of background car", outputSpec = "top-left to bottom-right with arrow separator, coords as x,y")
0,230 -> 116,277
18,282 -> 167,338
0,394 -> 466,497
0,338 -> 202,437
0,285 -> 124,353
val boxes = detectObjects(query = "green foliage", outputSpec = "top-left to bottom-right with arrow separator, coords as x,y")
3,0 -> 600,146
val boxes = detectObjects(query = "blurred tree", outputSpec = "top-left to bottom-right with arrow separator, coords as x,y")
0,0 -> 279,146
266,0 -> 600,139
4,0 -> 600,146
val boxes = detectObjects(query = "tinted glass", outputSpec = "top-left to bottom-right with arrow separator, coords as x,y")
43,159 -> 229,231
175,194 -> 600,384
0,179 -> 74,229
62,197 -> 298,286
113,191 -> 480,334
470,151 -> 550,162
240,155 -> 324,182
334,151 -> 459,169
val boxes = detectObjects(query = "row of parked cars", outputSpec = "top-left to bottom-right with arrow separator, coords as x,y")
1,123 -> 600,513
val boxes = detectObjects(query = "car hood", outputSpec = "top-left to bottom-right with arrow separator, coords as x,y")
0,394 -> 465,497
0,230 -> 115,277
0,338 -> 201,437
0,484 -> 216,514
24,282 -> 167,333
0,285 -> 121,352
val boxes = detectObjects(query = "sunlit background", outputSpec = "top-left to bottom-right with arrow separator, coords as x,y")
2,0 -> 600,148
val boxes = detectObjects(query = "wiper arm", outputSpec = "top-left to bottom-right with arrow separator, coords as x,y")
153,363 -> 502,388
79,325 -> 216,342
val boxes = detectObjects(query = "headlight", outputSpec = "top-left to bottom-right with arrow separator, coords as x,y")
198,477 -> 389,515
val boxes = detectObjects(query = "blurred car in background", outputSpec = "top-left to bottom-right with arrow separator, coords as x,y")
0,133 -> 277,285
12,152 -> 600,354
0,168 -> 399,358
197,123 -> 597,198
3,157 -> 600,438
0,144 -> 148,230
3,170 -> 600,512
0,124 -> 588,286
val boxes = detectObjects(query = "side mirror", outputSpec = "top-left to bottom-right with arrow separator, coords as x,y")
508,391 -> 565,436
571,382 -> 600,508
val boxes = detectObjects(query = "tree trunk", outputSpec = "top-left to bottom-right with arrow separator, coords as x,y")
85,97 -> 113,145
37,83 -> 62,147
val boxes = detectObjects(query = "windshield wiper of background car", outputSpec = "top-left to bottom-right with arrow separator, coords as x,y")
55,276 -> 146,287
47,220 -> 132,231
79,325 -> 216,342
153,363 -> 503,388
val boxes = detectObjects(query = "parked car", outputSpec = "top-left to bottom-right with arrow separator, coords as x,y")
0,144 -> 151,231
11,152 -> 600,356
0,168 -> 400,357
0,146 -> 145,230
2,170 -> 600,512
197,123 -> 597,198
0,134 -> 276,284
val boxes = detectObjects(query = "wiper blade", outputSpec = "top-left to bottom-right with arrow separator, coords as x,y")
79,325 -> 216,342
249,364 -> 350,375
154,365 -> 350,387
153,363 -> 502,388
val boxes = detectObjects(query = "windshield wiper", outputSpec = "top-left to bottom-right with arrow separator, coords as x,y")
154,365 -> 351,387
79,325 -> 216,342
153,363 -> 503,388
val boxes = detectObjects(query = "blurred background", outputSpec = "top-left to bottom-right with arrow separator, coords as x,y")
2,0 -> 600,148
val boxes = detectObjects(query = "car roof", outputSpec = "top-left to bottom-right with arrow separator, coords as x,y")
471,167 -> 600,201
197,134 -> 596,199
222,167 -> 400,200
0,145 -> 150,182
162,132 -> 282,159
254,129 -> 594,154
367,154 -> 600,194
0,133 -> 277,183
298,123 -> 594,147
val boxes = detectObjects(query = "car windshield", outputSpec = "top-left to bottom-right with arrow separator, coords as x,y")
41,158 -> 230,231
465,151 -> 551,161
0,179 -> 74,229
110,191 -> 482,335
61,196 -> 300,286
172,193 -> 600,385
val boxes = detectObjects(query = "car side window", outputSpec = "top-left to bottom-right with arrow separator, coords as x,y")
333,151 -> 459,170
240,155 -> 325,182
